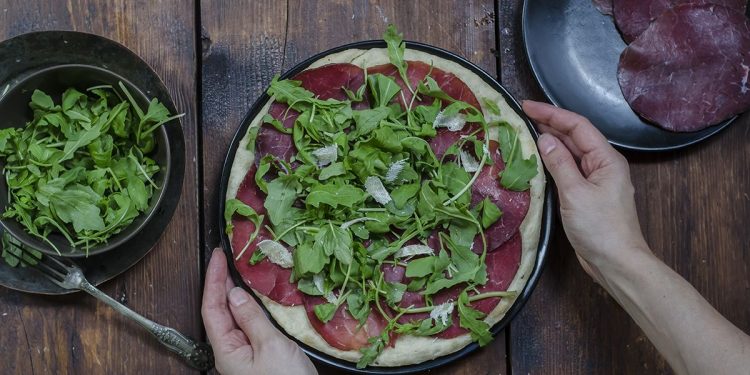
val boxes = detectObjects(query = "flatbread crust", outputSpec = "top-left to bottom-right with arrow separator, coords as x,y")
226,48 -> 545,367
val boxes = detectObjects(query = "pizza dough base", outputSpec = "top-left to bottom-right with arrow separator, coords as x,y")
226,48 -> 545,367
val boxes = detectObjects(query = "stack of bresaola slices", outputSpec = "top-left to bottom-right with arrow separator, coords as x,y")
223,26 -> 545,368
593,0 -> 750,132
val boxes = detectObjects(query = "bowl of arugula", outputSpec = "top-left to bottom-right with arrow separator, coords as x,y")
0,64 -> 181,257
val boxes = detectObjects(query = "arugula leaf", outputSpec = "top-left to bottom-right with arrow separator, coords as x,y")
306,183 -> 365,209
30,90 -> 54,110
263,175 -> 301,226
314,303 -> 338,323
357,330 -> 389,369
293,241 -> 328,276
224,199 -> 263,235
405,256 -> 435,278
346,292 -> 371,325
383,24 -> 411,93
314,223 -> 353,265
475,197 -> 503,229
496,122 -> 538,191
351,107 -> 390,138
318,162 -> 346,180
457,291 -> 493,346
367,74 -> 401,107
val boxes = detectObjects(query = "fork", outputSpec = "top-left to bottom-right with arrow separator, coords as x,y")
5,244 -> 215,371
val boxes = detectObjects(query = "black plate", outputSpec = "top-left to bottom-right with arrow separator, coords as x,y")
522,0 -> 735,151
218,40 -> 554,373
0,31 -> 185,294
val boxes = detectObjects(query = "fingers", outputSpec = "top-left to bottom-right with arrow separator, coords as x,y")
523,100 -> 610,155
202,248 -> 236,350
228,286 -> 283,349
537,133 -> 586,192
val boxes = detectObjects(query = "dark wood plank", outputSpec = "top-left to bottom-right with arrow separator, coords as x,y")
200,1 -> 506,373
500,0 -> 750,373
0,1 -> 201,373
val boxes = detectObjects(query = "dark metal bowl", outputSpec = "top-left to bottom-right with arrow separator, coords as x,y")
0,64 -> 171,257
218,40 -> 555,374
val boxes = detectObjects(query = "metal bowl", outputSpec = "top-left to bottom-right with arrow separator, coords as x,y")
0,64 -> 171,257
218,40 -> 555,374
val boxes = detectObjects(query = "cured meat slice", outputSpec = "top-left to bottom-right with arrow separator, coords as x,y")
230,168 -> 304,306
368,61 -> 483,158
471,142 -> 530,251
256,63 -> 368,162
230,221 -> 304,306
618,4 -> 750,131
304,296 -> 391,351
592,0 -> 613,15
613,0 -> 747,43
471,233 -> 522,314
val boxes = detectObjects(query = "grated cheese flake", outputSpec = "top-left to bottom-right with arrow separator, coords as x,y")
433,110 -> 466,131
364,176 -> 392,205
459,149 -> 480,173
395,244 -> 434,259
313,274 -> 338,303
430,301 -> 455,325
384,159 -> 408,183
311,144 -> 338,168
257,239 -> 293,268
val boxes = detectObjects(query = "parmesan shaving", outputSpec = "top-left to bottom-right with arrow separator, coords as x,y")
433,110 -> 466,131
430,301 -> 455,325
313,274 -> 338,303
257,240 -> 293,268
385,159 -> 408,183
364,176 -> 392,205
395,244 -> 434,259
311,144 -> 338,168
459,150 -> 480,173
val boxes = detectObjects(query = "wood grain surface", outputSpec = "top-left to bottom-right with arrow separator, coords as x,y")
0,1 -> 201,374
1,0 -> 748,374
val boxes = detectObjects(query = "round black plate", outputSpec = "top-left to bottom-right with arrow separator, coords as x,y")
218,40 -> 554,373
522,0 -> 735,151
0,31 -> 185,294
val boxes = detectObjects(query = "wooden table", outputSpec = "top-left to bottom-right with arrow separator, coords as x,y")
1,1 -> 747,374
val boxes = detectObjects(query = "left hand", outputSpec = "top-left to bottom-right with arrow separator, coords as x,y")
201,248 -> 317,375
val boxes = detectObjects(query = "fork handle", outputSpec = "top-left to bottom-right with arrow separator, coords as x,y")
79,280 -> 214,371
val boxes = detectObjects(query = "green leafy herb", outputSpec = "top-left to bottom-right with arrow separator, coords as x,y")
0,84 -> 181,258
497,122 -> 538,191
457,291 -> 493,346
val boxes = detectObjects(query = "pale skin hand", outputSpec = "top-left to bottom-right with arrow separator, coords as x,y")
201,248 -> 317,375
524,100 -> 750,375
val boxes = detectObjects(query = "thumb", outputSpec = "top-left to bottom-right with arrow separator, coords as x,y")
537,133 -> 585,192
227,287 -> 283,349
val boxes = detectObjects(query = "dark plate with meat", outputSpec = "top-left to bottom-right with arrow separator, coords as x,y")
522,0 -> 747,151
218,30 -> 553,373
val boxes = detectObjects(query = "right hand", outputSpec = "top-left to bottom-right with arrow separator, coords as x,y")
522,101 -> 650,283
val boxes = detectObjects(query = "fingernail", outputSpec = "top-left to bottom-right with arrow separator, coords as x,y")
538,133 -> 557,155
229,287 -> 249,307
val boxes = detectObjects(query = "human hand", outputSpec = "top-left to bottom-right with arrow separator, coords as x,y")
522,101 -> 650,283
201,248 -> 317,375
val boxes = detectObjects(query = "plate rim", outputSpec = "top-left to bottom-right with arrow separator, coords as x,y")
520,0 -> 735,152
218,39 -> 555,374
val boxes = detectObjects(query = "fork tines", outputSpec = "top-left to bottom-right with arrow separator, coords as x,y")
3,242 -> 77,289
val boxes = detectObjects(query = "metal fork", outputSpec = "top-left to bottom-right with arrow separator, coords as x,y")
5,244 -> 214,371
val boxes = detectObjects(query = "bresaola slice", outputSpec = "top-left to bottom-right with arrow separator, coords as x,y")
618,4 -> 750,132
613,0 -> 746,43
592,0 -> 613,15
303,296 -> 392,351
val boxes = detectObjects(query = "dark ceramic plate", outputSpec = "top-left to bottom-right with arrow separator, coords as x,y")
0,31 -> 185,294
218,40 -> 555,374
522,0 -> 735,151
